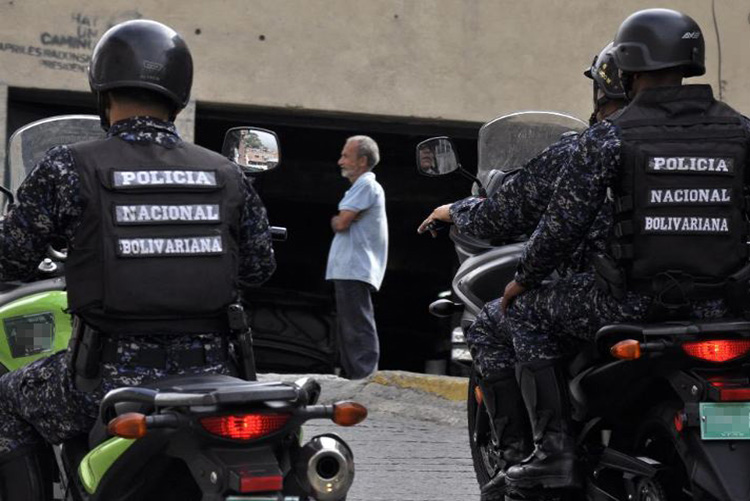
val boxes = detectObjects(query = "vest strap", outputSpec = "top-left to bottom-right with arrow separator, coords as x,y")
615,195 -> 633,213
614,221 -> 634,238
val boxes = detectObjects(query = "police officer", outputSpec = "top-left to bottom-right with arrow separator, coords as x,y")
499,9 -> 750,494
0,20 -> 275,499
417,44 -> 627,501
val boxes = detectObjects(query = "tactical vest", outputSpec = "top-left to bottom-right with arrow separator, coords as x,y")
66,137 -> 246,334
608,85 -> 749,304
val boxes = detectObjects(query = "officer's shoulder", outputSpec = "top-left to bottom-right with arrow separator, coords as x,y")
581,120 -> 618,142
555,131 -> 580,148
559,130 -> 579,140
182,142 -> 241,172
182,141 -> 231,162
38,144 -> 76,168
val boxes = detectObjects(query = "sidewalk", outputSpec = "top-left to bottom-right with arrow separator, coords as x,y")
259,370 -> 469,425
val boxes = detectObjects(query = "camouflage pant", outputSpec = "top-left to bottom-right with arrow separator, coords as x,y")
466,273 -> 727,378
0,334 -> 232,456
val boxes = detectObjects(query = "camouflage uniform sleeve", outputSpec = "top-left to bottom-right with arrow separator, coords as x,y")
449,135 -> 576,240
0,146 -> 81,281
514,123 -> 620,288
238,173 -> 276,286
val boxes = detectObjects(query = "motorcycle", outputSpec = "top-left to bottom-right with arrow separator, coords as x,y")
418,111 -> 750,501
0,115 -> 365,501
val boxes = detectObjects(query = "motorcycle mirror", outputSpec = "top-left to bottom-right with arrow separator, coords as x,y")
416,136 -> 486,196
222,127 -> 281,174
416,137 -> 460,177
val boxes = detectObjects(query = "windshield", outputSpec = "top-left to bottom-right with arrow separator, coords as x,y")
4,115 -> 104,194
477,111 -> 587,186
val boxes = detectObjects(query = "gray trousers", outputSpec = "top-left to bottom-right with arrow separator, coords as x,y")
333,279 -> 379,379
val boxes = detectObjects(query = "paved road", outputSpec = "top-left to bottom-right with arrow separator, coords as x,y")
305,412 -> 480,501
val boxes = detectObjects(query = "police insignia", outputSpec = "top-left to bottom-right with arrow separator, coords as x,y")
112,170 -> 218,188
117,236 -> 224,256
115,204 -> 221,224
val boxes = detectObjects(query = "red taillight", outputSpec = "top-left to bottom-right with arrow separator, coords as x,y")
682,339 -> 750,363
200,413 -> 290,440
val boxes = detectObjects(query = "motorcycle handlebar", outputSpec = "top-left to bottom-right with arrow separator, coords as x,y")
100,387 -> 158,423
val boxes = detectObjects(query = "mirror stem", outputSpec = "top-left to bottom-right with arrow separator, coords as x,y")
457,166 -> 487,197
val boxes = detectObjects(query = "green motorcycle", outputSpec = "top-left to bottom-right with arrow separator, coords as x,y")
0,115 -> 365,501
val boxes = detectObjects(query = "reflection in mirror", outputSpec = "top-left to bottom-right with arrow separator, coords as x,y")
222,127 -> 280,174
415,137 -> 459,177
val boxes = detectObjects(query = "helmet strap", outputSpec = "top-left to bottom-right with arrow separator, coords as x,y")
620,72 -> 635,102
97,92 -> 111,132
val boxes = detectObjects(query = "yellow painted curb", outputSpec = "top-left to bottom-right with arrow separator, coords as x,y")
370,370 -> 468,401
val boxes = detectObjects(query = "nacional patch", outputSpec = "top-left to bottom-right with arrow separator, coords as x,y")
648,188 -> 731,206
115,204 -> 221,225
118,236 -> 223,257
647,156 -> 734,174
112,170 -> 217,188
643,216 -> 729,234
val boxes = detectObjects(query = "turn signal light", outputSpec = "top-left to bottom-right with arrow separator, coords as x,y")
332,401 -> 368,426
200,413 -> 290,440
682,339 -> 750,363
108,412 -> 148,439
610,339 -> 641,360
474,385 -> 484,406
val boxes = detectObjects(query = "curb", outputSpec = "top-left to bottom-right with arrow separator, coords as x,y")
370,370 -> 468,402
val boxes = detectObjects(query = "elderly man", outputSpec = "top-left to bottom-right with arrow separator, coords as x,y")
326,135 -> 388,379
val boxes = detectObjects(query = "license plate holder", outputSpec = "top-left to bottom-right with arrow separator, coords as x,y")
700,402 -> 750,440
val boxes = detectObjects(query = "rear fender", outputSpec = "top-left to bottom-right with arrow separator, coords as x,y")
683,429 -> 750,501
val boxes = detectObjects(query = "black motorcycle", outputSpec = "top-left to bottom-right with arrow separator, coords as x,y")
418,111 -> 750,501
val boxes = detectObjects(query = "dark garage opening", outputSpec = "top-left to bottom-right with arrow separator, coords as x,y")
195,104 -> 479,373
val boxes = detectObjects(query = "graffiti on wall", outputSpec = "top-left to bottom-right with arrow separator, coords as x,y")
0,11 -> 141,73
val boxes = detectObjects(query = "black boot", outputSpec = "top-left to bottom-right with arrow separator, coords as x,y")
476,369 -> 532,501
505,358 -> 580,491
0,446 -> 54,501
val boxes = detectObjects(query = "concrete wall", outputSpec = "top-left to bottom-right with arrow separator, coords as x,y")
0,0 -> 747,125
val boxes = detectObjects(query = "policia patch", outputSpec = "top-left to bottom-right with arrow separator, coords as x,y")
112,169 -> 218,188
647,156 -> 734,174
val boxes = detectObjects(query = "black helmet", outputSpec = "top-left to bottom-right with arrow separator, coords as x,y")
89,20 -> 193,109
611,8 -> 705,77
584,42 -> 626,101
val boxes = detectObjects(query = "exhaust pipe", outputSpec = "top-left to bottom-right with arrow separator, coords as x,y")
295,433 -> 354,501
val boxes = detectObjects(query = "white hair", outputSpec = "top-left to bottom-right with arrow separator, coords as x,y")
348,135 -> 380,169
